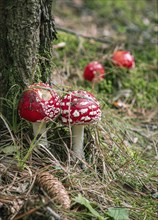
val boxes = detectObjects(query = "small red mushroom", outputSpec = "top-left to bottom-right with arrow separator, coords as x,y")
112,50 -> 135,69
18,83 -> 60,147
83,61 -> 105,84
60,90 -> 101,162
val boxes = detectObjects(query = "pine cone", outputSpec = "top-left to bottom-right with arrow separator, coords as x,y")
0,197 -> 24,219
36,172 -> 71,209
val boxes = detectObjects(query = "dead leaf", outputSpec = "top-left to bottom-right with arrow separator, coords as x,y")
53,42 -> 66,49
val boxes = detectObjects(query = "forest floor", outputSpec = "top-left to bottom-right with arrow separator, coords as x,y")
0,0 -> 158,220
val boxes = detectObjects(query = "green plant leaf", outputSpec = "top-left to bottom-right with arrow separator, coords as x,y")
74,194 -> 107,220
107,207 -> 129,220
0,145 -> 20,154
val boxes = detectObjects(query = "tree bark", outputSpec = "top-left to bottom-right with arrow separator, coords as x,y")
0,0 -> 56,111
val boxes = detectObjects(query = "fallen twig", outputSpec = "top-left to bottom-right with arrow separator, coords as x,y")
56,26 -> 112,44
56,26 -> 157,46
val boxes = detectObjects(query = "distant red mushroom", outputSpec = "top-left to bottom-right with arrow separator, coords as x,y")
18,83 -> 60,147
60,90 -> 101,162
83,61 -> 105,84
112,50 -> 135,69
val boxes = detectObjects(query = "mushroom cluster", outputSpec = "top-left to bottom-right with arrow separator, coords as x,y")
18,83 -> 60,147
18,81 -> 102,166
60,90 -> 101,160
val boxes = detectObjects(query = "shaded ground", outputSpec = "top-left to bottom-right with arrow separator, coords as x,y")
54,0 -> 157,45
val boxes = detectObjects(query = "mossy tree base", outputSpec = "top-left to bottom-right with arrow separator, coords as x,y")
0,0 -> 56,112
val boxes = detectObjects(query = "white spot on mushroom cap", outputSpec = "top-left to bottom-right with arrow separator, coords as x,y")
38,91 -> 43,99
46,108 -> 51,113
66,102 -> 71,106
85,94 -> 92,99
36,97 -> 40,102
55,109 -> 60,114
66,95 -> 71,99
81,116 -> 86,121
80,101 -> 89,106
89,104 -> 97,109
89,111 -> 97,116
62,109 -> 69,114
62,117 -> 67,123
84,116 -> 91,121
80,108 -> 88,114
73,110 -> 80,117
124,53 -> 133,61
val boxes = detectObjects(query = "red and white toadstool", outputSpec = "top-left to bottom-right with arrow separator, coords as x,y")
18,83 -> 60,147
83,61 -> 105,84
60,90 -> 101,161
112,50 -> 135,69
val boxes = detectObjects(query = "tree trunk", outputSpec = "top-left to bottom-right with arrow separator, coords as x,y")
0,0 -> 56,111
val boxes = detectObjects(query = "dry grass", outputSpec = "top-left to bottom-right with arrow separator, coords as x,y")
0,106 -> 157,219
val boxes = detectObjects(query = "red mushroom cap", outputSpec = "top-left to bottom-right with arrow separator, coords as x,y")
61,90 -> 101,125
18,83 -> 60,122
112,50 -> 135,69
83,61 -> 105,82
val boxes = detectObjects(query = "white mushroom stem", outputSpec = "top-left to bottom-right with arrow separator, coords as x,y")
32,122 -> 48,147
72,125 -> 85,159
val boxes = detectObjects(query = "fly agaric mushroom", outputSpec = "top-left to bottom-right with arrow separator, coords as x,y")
112,50 -> 135,69
61,90 -> 101,161
18,83 -> 60,147
83,61 -> 105,85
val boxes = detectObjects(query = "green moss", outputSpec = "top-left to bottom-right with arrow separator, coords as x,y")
53,31 -> 157,109
84,0 -> 156,30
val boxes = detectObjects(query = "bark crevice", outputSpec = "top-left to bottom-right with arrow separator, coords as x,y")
0,0 -> 56,101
